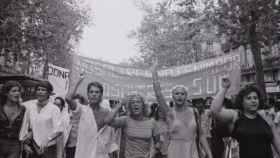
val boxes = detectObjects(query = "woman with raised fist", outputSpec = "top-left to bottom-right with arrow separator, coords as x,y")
211,78 -> 280,158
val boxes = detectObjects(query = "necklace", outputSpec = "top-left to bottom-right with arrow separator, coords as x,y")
243,112 -> 257,119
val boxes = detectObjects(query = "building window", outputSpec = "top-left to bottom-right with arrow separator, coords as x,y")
264,71 -> 273,82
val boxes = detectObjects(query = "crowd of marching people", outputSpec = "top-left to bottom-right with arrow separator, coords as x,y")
0,64 -> 280,158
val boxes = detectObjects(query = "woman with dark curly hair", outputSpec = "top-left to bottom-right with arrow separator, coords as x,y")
211,78 -> 280,158
0,81 -> 26,158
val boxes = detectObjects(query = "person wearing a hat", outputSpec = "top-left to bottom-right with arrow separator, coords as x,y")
21,80 -> 62,158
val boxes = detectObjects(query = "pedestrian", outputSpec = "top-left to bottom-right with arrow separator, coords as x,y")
64,75 -> 85,158
54,97 -> 66,112
149,103 -> 169,158
67,81 -> 122,158
151,63 -> 212,158
110,94 -> 160,158
54,96 -> 70,158
21,80 -> 62,158
0,81 -> 26,158
211,78 -> 280,158
210,98 -> 233,158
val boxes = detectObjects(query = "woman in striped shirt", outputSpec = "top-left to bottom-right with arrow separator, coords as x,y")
111,94 -> 160,158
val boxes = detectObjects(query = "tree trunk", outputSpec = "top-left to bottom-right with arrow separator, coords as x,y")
249,11 -> 267,103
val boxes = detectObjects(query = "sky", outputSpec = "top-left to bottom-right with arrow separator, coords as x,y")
78,0 -> 147,64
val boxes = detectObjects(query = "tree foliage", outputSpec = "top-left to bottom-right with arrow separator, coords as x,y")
213,0 -> 280,50
212,0 -> 280,99
129,0 -> 218,68
0,0 -> 91,76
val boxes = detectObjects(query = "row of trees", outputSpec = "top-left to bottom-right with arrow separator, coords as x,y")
0,0 -> 91,77
213,0 -> 280,98
129,0 -> 219,68
130,0 -> 280,99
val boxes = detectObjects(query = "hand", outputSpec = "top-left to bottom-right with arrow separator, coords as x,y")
221,78 -> 231,90
154,142 -> 161,150
39,137 -> 50,153
26,132 -> 33,140
23,144 -> 34,155
79,72 -> 85,80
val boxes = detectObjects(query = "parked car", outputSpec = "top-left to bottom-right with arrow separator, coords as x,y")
0,74 -> 42,101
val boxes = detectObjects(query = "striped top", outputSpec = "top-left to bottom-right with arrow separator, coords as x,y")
124,117 -> 159,158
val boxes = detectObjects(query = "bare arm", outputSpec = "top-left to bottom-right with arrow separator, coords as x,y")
65,74 -> 84,108
194,109 -> 212,158
210,78 -> 237,124
109,116 -> 127,128
104,103 -> 123,126
272,125 -> 280,156
200,134 -> 212,158
151,63 -> 173,121
66,73 -> 84,98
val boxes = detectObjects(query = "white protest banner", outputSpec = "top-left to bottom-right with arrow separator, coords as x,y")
70,53 -> 240,101
48,64 -> 70,97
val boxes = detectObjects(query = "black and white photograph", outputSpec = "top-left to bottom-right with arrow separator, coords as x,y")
0,0 -> 280,158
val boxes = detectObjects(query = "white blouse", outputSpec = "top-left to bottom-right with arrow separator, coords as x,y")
24,100 -> 62,147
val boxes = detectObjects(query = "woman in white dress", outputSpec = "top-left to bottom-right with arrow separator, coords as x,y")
151,63 -> 212,158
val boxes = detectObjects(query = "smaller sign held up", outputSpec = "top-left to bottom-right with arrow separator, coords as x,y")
48,64 -> 70,97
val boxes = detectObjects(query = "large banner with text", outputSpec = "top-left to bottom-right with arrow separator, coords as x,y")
70,53 -> 241,101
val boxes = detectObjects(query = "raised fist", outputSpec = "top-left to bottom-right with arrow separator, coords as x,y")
79,72 -> 85,80
221,78 -> 231,89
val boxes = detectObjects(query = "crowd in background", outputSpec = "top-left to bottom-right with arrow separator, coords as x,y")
0,69 -> 280,158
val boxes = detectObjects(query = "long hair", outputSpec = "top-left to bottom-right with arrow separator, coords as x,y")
234,85 -> 264,110
0,80 -> 22,106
